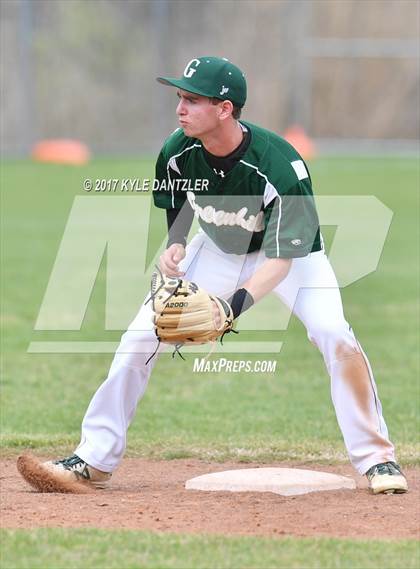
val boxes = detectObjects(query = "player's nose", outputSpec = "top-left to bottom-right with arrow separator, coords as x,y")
176,99 -> 186,116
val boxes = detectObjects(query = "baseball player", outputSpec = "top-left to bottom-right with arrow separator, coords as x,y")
18,56 -> 407,495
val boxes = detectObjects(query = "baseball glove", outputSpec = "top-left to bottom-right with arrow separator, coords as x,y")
148,268 -> 234,355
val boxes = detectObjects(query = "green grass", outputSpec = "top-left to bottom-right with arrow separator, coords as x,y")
1,158 -> 419,461
1,158 -> 419,569
1,529 -> 419,569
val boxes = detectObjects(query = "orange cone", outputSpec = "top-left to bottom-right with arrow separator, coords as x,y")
283,125 -> 316,160
31,139 -> 90,165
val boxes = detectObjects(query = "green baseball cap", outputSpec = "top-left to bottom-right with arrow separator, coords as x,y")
157,56 -> 247,108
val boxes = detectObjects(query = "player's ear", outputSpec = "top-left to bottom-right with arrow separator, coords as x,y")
219,100 -> 234,121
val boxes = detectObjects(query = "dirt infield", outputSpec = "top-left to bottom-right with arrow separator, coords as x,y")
1,458 -> 418,539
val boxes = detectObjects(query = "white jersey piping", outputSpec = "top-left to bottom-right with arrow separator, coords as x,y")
167,143 -> 202,208
239,159 -> 282,257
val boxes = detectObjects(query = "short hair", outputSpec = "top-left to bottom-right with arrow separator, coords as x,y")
210,98 -> 242,120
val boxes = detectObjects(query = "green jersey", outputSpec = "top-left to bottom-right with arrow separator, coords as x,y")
153,121 -> 322,258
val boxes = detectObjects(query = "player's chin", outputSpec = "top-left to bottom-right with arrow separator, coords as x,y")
180,124 -> 197,137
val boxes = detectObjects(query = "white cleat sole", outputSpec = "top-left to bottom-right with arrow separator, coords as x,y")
370,473 -> 408,495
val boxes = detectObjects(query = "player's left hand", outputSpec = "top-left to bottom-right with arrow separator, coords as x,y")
149,270 -> 234,347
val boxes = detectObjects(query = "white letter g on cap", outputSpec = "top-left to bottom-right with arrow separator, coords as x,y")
183,58 -> 201,78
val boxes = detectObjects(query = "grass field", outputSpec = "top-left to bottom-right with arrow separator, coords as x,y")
1,529 -> 419,569
1,157 -> 419,567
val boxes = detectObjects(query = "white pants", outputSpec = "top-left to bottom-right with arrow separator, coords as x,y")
75,232 -> 396,475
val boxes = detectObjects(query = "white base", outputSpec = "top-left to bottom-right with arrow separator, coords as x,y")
185,467 -> 356,496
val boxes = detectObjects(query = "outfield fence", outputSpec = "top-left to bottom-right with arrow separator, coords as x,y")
1,0 -> 419,157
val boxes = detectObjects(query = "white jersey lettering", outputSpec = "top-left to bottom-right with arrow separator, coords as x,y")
187,191 -> 264,232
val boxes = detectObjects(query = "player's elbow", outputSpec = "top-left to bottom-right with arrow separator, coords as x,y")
271,257 -> 292,276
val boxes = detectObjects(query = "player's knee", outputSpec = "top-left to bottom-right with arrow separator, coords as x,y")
307,320 -> 357,352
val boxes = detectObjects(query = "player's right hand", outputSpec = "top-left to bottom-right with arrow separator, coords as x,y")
159,243 -> 186,277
